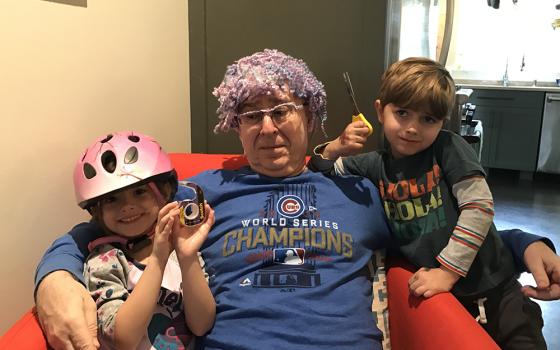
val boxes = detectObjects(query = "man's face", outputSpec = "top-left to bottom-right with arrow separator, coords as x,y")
236,89 -> 310,178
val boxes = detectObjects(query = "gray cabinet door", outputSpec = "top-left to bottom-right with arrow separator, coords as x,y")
189,0 -> 387,154
472,90 -> 544,171
491,106 -> 542,171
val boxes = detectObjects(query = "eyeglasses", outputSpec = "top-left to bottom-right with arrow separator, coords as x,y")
237,102 -> 304,127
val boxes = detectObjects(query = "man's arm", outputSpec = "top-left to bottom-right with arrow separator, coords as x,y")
36,271 -> 99,350
34,222 -> 103,289
34,222 -> 104,350
499,229 -> 560,300
499,229 -> 555,272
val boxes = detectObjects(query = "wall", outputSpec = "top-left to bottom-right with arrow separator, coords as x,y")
0,0 -> 190,333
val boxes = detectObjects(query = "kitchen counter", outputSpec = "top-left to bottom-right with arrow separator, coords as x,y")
456,79 -> 560,92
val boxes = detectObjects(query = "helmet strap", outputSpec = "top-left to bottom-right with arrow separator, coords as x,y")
148,181 -> 167,207
144,180 -> 167,239
88,224 -> 156,254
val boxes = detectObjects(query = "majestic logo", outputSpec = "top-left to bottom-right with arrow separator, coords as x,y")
239,278 -> 252,287
276,195 -> 305,218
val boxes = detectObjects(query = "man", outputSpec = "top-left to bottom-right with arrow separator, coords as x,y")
35,49 -> 560,349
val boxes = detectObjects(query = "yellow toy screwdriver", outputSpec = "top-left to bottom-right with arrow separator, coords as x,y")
343,72 -> 373,136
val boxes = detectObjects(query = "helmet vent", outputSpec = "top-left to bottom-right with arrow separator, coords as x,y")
101,151 -> 117,173
100,134 -> 113,143
128,135 -> 140,143
83,163 -> 97,179
124,146 -> 139,164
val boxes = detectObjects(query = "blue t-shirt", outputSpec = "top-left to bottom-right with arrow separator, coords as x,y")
189,168 -> 390,349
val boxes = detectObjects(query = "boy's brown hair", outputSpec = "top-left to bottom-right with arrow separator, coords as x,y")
378,57 -> 456,120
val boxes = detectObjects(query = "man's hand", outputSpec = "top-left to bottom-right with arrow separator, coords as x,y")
522,240 -> 560,300
322,120 -> 370,160
408,266 -> 461,298
35,270 -> 99,349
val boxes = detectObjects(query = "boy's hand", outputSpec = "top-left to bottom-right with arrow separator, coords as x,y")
152,202 -> 179,262
173,203 -> 215,260
323,120 -> 371,160
409,266 -> 460,298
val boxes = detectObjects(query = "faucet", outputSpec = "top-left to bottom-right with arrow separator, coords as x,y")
520,54 -> 525,71
502,59 -> 509,86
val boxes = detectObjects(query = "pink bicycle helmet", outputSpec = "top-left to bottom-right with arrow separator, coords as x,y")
74,131 -> 177,209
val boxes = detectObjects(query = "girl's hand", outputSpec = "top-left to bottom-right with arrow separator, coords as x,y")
151,202 -> 179,262
173,203 -> 215,260
323,120 -> 370,160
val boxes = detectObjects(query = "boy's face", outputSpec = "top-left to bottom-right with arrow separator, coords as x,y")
100,184 -> 160,238
375,100 -> 444,159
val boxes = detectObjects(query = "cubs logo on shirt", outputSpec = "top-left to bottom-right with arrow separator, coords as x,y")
277,195 -> 305,218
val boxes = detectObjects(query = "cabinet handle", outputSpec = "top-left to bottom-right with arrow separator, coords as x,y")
546,96 -> 560,102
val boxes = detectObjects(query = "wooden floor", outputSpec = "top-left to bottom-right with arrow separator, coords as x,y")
488,169 -> 560,350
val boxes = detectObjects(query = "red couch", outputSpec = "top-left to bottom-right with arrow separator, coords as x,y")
0,153 -> 499,350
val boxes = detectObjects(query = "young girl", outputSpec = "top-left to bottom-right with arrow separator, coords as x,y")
75,131 -> 215,349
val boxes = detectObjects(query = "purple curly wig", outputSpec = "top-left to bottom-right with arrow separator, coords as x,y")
212,49 -> 327,134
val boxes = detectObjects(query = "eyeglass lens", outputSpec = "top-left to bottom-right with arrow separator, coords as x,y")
239,103 -> 300,125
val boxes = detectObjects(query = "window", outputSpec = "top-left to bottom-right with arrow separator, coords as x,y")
446,0 -> 560,83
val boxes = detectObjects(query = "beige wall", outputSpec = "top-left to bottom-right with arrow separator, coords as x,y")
0,0 -> 190,334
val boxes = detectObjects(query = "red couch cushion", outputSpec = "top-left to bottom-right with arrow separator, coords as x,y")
0,308 -> 49,350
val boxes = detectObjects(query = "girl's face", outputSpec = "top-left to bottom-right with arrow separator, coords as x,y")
99,184 -> 160,238
375,100 -> 444,159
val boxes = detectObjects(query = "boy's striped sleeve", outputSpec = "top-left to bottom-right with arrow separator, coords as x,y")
437,176 -> 494,276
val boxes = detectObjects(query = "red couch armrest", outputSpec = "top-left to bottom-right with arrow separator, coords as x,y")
0,308 -> 48,350
387,258 -> 499,349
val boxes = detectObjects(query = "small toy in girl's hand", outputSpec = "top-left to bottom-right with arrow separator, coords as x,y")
178,181 -> 205,226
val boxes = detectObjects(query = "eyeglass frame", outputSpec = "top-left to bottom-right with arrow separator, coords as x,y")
236,102 -> 305,127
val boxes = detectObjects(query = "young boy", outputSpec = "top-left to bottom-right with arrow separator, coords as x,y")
309,57 -> 546,349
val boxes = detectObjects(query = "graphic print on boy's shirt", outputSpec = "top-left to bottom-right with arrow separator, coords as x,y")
219,183 -> 355,290
378,163 -> 448,244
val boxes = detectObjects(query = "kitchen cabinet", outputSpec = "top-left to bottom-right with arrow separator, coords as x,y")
469,90 -> 544,171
